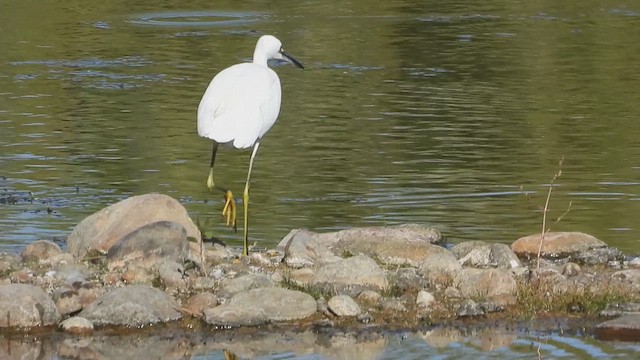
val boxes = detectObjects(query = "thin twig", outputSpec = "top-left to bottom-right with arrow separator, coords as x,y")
536,157 -> 564,270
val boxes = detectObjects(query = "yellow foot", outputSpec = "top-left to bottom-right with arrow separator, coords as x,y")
221,190 -> 237,231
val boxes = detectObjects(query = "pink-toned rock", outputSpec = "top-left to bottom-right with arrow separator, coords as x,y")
511,232 -> 607,258
66,193 -> 201,259
21,240 -> 63,262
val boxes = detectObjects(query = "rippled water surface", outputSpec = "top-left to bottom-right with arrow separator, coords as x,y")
2,0 -> 640,357
3,0 -> 640,254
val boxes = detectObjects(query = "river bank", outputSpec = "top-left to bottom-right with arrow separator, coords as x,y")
1,193 -> 639,354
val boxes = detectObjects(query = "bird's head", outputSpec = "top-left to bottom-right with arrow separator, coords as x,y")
254,35 -> 304,69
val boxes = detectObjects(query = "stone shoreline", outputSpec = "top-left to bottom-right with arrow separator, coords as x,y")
1,193 -> 639,343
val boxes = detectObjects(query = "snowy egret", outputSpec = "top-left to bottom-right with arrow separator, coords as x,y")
197,35 -> 303,256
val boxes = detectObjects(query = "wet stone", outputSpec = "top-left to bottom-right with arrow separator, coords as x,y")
204,287 -> 316,327
59,316 -> 94,335
0,284 -> 61,328
79,285 -> 182,327
595,314 -> 640,342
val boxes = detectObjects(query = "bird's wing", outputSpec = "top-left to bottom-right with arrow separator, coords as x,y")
197,63 -> 282,149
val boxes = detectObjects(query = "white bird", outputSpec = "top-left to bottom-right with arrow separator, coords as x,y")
197,35 -> 303,256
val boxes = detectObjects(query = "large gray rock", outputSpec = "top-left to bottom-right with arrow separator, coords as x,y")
454,242 -> 521,269
106,221 -> 189,270
0,284 -> 61,328
204,287 -> 316,326
278,224 -> 443,267
595,314 -> 640,341
79,285 -> 182,326
311,255 -> 389,295
417,251 -> 463,286
327,295 -> 361,317
66,193 -> 200,260
280,229 -> 341,268
511,232 -> 607,258
455,268 -> 517,300
217,273 -> 274,300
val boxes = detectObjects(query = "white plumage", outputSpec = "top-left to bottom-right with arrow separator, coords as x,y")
197,35 -> 303,257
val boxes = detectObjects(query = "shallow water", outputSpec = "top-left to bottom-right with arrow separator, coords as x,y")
2,0 -> 640,254
2,321 -> 640,359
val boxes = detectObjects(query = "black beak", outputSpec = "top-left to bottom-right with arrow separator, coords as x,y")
280,50 -> 304,69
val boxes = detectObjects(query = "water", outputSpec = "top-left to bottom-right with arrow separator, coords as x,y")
2,0 -> 640,357
3,321 -> 640,359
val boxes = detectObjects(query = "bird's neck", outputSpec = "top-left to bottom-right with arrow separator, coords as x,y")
252,51 -> 269,66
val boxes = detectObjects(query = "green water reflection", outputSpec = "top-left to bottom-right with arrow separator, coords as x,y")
1,0 -> 640,254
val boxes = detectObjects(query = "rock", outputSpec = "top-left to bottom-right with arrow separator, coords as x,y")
570,247 -> 625,266
278,224 -> 443,267
511,232 -> 607,258
0,284 -> 61,327
183,292 -> 218,318
10,268 -> 33,283
328,295 -> 361,317
311,255 -> 389,295
192,276 -> 216,290
595,314 -> 640,341
416,290 -> 436,309
357,290 -> 382,304
280,229 -> 341,268
489,244 -> 522,269
204,287 -> 316,326
54,263 -> 93,285
121,265 -> 156,285
456,242 -> 523,269
562,262 -> 581,277
381,298 -> 407,312
417,251 -> 462,286
455,268 -> 517,300
600,303 -> 640,317
450,241 -> 487,259
79,285 -> 182,326
189,241 -> 232,265
55,290 -> 83,316
21,240 -> 62,262
629,257 -> 640,269
612,270 -> 640,289
217,273 -> 274,299
457,299 -> 484,317
66,193 -> 201,259
158,260 -> 188,289
388,268 -> 426,293
0,253 -> 20,274
106,221 -> 189,270
59,316 -> 94,334
287,268 -> 315,287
